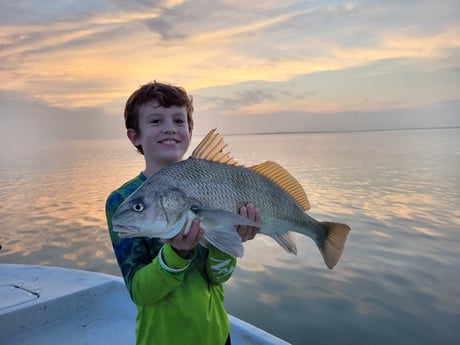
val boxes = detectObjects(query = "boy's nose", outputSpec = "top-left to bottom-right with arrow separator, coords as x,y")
163,125 -> 177,134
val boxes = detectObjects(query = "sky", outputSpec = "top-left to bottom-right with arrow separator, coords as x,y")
0,0 -> 459,142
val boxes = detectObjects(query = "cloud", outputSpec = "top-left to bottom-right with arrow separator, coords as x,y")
0,0 -> 459,137
145,17 -> 186,40
193,101 -> 460,136
193,60 -> 460,116
199,86 -> 277,111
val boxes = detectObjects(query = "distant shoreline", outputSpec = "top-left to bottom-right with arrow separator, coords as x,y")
222,126 -> 460,137
18,126 -> 459,144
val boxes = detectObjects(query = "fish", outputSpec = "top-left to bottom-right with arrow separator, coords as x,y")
112,129 -> 350,269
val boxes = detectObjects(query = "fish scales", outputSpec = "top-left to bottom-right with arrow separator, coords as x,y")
156,158 -> 318,236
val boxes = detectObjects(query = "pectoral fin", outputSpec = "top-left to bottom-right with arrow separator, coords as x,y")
190,206 -> 261,258
190,205 -> 260,229
204,227 -> 244,258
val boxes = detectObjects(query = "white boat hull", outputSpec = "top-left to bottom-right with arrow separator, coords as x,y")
0,264 -> 290,345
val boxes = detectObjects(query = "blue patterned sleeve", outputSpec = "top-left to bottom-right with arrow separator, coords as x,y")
106,187 -> 161,294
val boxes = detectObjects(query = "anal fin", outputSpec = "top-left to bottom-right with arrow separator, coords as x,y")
271,232 -> 298,255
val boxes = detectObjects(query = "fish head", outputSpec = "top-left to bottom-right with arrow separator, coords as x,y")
112,186 -> 194,239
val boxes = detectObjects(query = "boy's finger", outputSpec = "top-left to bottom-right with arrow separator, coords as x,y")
239,205 -> 248,218
246,203 -> 255,221
254,207 -> 261,224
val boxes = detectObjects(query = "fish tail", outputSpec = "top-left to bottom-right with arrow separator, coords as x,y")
318,222 -> 351,269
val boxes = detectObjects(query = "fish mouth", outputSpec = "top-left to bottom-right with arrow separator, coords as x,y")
113,224 -> 140,237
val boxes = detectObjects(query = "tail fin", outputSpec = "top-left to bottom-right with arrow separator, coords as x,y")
319,222 -> 351,269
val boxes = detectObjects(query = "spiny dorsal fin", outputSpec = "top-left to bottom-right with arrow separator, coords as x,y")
191,129 -> 240,166
192,130 -> 310,210
250,161 -> 310,211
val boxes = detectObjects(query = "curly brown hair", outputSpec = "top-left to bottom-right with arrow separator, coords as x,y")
124,81 -> 194,154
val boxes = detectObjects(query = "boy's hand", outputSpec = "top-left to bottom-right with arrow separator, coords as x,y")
236,203 -> 261,242
161,219 -> 204,259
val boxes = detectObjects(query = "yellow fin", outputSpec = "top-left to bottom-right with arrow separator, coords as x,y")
191,129 -> 240,165
319,222 -> 351,269
250,161 -> 310,211
192,130 -> 310,210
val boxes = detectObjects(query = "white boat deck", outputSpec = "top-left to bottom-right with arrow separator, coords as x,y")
0,264 -> 290,345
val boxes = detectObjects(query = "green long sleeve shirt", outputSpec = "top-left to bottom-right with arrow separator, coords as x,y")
106,173 -> 237,345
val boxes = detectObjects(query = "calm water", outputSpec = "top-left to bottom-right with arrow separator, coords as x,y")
1,128 -> 459,345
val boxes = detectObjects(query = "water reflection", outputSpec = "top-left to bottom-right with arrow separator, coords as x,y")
1,129 -> 460,344
0,139 -> 141,275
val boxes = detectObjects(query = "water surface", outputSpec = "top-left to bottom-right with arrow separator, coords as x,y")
1,128 -> 459,344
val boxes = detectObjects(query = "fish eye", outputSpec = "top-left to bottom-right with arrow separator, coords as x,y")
132,203 -> 144,212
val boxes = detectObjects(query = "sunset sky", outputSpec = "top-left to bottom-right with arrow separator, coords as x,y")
1,0 -> 459,141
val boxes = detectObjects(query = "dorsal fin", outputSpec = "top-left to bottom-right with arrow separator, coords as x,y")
191,129 -> 240,166
250,161 -> 310,210
192,129 -> 310,210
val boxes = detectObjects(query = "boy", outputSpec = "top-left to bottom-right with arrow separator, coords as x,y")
106,81 -> 260,345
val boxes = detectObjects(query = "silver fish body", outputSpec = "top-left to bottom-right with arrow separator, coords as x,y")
112,130 -> 350,269
162,159 -> 325,247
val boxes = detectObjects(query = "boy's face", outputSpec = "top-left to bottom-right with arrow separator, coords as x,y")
129,100 -> 191,174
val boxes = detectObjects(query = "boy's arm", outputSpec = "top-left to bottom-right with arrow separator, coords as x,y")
129,243 -> 195,305
206,246 -> 237,284
206,204 -> 261,285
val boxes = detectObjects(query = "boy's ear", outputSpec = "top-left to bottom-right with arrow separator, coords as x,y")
127,129 -> 140,146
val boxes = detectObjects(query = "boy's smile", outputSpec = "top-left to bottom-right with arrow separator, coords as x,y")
160,139 -> 179,145
128,100 -> 191,176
